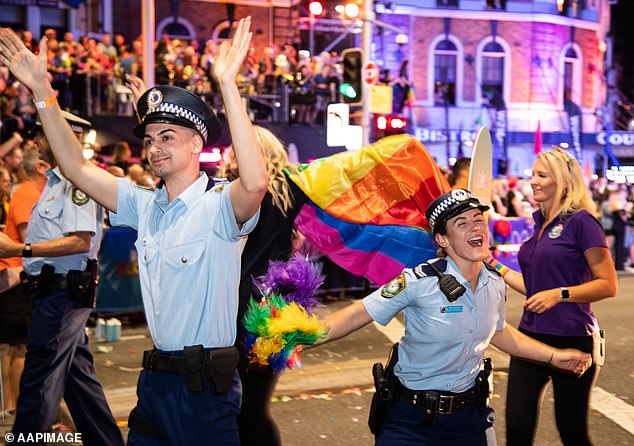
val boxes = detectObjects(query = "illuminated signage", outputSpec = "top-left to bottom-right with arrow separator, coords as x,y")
596,132 -> 634,147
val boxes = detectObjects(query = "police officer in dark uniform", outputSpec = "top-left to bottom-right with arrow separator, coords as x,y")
0,19 -> 267,445
322,189 -> 592,446
0,111 -> 123,445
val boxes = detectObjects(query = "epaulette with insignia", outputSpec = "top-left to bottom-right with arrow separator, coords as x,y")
412,258 -> 448,279
483,262 -> 502,277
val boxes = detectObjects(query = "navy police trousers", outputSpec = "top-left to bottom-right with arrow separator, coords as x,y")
127,368 -> 242,445
376,400 -> 496,446
12,287 -> 123,445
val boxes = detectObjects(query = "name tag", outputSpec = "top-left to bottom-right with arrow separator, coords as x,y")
440,305 -> 463,314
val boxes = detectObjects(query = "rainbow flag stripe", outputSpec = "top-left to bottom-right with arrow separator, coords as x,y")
288,135 -> 449,285
289,134 -> 449,231
294,204 -> 436,285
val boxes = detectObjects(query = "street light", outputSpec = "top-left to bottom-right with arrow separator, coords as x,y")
308,1 -> 324,57
309,1 -> 324,16
344,3 -> 360,18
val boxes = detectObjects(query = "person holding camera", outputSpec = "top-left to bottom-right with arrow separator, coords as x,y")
0,111 -> 123,444
321,189 -> 592,446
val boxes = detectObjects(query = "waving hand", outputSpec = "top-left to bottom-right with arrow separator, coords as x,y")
0,28 -> 48,93
213,17 -> 252,85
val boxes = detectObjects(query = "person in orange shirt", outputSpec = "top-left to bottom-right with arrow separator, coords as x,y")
0,146 -> 47,416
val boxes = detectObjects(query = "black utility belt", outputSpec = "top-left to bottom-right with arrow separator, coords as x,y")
21,260 -> 99,309
395,381 -> 479,415
22,272 -> 68,290
142,345 -> 239,395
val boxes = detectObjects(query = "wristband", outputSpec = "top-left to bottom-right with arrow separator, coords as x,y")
33,95 -> 58,109
487,258 -> 510,277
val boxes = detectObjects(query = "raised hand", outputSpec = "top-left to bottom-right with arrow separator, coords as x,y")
124,74 -> 147,105
0,28 -> 48,94
213,17 -> 252,85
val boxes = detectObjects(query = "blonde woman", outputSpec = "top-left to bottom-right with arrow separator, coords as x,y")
220,126 -> 307,446
489,147 -> 617,446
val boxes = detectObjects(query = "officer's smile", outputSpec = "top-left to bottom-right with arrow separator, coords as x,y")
467,236 -> 484,247
150,155 -> 171,167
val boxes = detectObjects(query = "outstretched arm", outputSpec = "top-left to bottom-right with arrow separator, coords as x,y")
491,324 -> 592,376
320,300 -> 374,344
213,17 -> 267,223
0,29 -> 118,212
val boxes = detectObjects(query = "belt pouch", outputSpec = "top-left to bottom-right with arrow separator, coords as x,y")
183,345 -> 204,393
207,347 -> 239,395
368,362 -> 391,435
421,392 -> 437,426
36,264 -> 56,297
67,260 -> 98,307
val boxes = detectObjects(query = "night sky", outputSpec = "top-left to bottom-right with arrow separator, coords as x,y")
611,1 -> 634,101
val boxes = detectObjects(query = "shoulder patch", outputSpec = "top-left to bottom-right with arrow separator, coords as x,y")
483,262 -> 502,277
381,274 -> 406,299
412,258 -> 448,279
72,187 -> 89,206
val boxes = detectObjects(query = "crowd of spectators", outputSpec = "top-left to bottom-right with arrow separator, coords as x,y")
0,28 -> 415,132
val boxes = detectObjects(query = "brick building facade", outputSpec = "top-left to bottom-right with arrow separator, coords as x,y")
368,1 -> 612,173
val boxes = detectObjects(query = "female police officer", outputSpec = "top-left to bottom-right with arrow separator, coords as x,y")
322,189 -> 592,446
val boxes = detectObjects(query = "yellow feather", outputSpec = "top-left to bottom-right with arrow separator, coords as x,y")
267,302 -> 323,336
253,336 -> 285,363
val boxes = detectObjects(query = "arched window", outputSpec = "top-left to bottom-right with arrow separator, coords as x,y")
561,45 -> 582,106
481,41 -> 505,105
156,17 -> 196,41
433,39 -> 458,106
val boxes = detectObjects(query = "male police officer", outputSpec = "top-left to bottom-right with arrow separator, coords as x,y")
0,18 -> 267,444
322,189 -> 592,446
0,112 -> 123,445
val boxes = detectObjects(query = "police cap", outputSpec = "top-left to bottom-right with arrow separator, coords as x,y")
30,110 -> 92,138
133,86 -> 220,145
426,189 -> 489,234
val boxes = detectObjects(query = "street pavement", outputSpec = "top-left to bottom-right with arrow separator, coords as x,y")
1,273 -> 633,445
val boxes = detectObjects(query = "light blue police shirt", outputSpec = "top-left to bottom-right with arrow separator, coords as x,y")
363,256 -> 506,392
23,167 -> 103,275
109,174 -> 259,351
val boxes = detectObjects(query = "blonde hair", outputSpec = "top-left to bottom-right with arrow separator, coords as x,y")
219,126 -> 298,216
536,146 -> 597,218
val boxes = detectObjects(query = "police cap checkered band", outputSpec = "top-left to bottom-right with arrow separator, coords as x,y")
133,86 -> 221,145
425,189 -> 489,233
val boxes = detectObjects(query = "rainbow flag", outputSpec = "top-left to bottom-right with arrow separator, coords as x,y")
288,134 -> 449,285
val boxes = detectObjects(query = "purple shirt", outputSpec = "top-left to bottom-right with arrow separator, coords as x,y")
517,209 -> 607,336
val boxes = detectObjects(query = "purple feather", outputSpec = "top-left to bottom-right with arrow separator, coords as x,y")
253,254 -> 324,311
